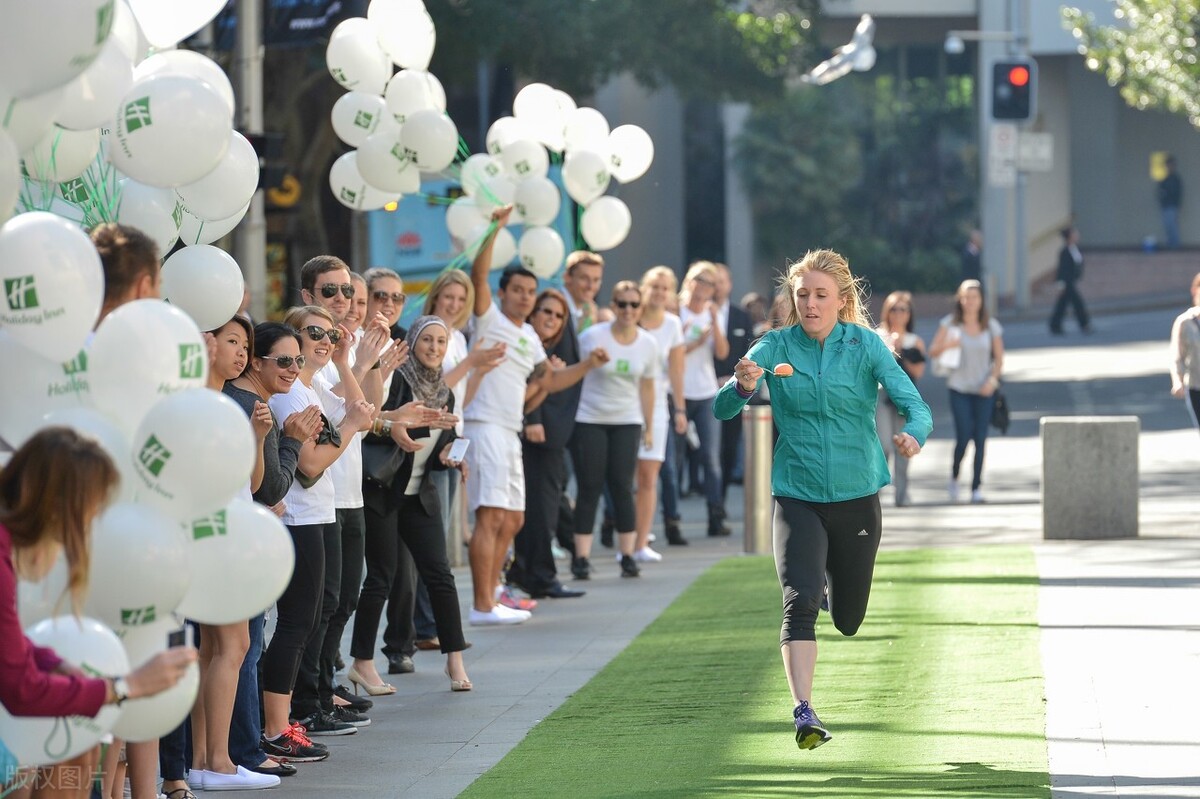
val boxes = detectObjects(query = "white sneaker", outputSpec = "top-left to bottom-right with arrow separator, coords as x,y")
493,603 -> 531,621
633,547 -> 663,563
947,481 -> 960,502
551,543 -> 569,559
970,489 -> 985,504
195,766 -> 280,791
648,532 -> 658,543
469,606 -> 528,626
185,770 -> 203,789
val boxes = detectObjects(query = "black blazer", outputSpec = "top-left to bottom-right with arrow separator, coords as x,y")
961,246 -> 982,282
361,373 -> 456,518
1055,246 -> 1083,284
714,303 -> 754,379
524,318 -> 582,451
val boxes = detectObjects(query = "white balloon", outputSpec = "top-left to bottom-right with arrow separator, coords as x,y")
133,50 -> 236,117
607,124 -> 654,184
501,138 -> 550,180
174,131 -> 259,221
445,196 -> 489,241
564,107 -> 611,154
1,130 -> 20,223
86,502 -> 191,629
331,91 -> 388,148
0,332 -> 91,448
23,126 -> 101,182
458,153 -> 502,197
131,389 -> 256,520
329,151 -> 399,211
57,37 -> 134,131
485,116 -> 534,158
326,19 -> 392,95
0,211 -> 104,361
518,226 -> 566,279
2,87 -> 67,151
356,131 -> 420,194
178,201 -> 249,246
116,614 -> 179,668
111,660 -> 198,741
373,4 -> 437,70
580,196 -> 632,251
17,557 -> 69,629
465,223 -> 516,270
554,89 -> 577,118
89,299 -> 208,439
513,175 -> 561,227
115,178 -> 180,254
176,498 -> 296,624
400,109 -> 458,172
562,150 -> 611,206
0,0 -> 113,99
160,245 -> 245,331
42,407 -> 135,501
514,83 -> 566,152
110,0 -> 144,64
0,616 -> 128,767
473,175 -> 519,222
384,69 -> 445,123
110,75 -> 232,188
126,0 -> 226,48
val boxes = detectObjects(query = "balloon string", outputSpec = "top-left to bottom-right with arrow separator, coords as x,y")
397,224 -> 498,325
574,202 -> 586,250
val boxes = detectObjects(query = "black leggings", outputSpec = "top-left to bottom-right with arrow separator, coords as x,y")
352,493 -> 467,658
260,522 -> 326,695
1187,389 -> 1200,433
570,422 -> 641,534
773,495 -> 882,645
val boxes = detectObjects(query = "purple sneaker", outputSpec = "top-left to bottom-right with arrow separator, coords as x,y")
794,701 -> 831,750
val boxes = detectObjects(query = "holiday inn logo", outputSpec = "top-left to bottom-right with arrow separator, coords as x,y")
124,96 -> 152,133
138,434 -> 172,477
120,606 -> 157,626
60,178 -> 90,205
616,359 -> 630,374
95,1 -> 114,45
4,276 -> 38,311
354,110 -> 375,129
340,187 -> 358,205
179,344 -> 204,379
192,510 -> 228,541
62,350 -> 88,376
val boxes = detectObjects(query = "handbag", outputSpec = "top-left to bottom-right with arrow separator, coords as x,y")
990,388 -> 1011,434
362,437 -> 405,488
296,412 -> 342,489
931,325 -> 962,378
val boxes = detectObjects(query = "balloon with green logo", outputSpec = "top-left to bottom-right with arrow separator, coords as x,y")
0,332 -> 92,448
0,0 -> 114,99
42,407 -> 136,503
325,18 -> 391,95
115,178 -> 181,254
0,616 -> 128,766
356,129 -> 420,194
132,49 -> 235,117
56,35 -> 133,131
331,91 -> 388,148
177,200 -> 249,247
160,244 -> 245,331
518,226 -> 566,279
329,151 -> 398,211
174,131 -> 259,221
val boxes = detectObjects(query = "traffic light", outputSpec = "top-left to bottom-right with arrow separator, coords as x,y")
992,59 -> 1037,121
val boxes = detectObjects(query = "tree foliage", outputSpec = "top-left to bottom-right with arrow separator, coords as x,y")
426,0 -> 822,101
1065,1 -> 1200,126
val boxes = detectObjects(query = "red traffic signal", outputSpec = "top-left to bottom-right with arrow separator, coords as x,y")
992,59 -> 1037,121
1008,65 -> 1030,87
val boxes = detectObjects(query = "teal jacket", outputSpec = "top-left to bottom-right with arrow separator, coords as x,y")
714,322 -> 932,503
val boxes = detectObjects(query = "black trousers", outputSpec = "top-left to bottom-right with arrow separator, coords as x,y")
773,495 -> 882,645
718,415 -> 742,502
570,423 -> 641,534
352,493 -> 467,657
301,507 -> 364,714
511,442 -> 566,593
292,517 -> 344,718
1049,280 -> 1090,331
261,523 -> 326,695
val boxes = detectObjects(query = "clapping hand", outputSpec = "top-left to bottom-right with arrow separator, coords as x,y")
251,401 -> 274,440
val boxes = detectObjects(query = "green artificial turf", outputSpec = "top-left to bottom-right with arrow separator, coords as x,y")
461,546 -> 1049,799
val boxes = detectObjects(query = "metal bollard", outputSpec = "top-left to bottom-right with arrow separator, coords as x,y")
742,404 -> 774,554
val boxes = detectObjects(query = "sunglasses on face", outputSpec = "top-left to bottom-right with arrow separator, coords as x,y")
372,290 -> 406,304
614,300 -> 641,310
889,306 -> 910,313
263,354 -> 305,369
536,306 -> 565,320
303,325 -> 342,344
693,278 -> 714,288
318,283 -> 355,299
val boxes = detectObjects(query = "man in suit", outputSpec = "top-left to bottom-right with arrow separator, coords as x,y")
961,229 -> 983,282
713,263 -> 754,520
1158,154 -> 1183,249
1048,226 -> 1091,335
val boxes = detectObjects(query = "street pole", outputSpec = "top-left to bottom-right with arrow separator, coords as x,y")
742,405 -> 774,554
1012,0 -> 1031,310
235,0 -> 268,321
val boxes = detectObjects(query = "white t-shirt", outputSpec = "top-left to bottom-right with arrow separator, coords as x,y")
269,378 -> 337,526
641,313 -> 684,404
463,302 -> 547,433
575,322 -> 658,426
678,305 -> 722,401
317,340 -> 363,509
442,328 -> 468,435
404,437 -> 437,495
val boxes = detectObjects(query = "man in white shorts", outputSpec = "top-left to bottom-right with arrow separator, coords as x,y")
464,207 -> 607,625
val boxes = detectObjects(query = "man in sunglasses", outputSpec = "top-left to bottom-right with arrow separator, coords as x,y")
464,207 -> 609,626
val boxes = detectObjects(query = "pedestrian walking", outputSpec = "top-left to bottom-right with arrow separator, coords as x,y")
874,291 -> 926,506
1169,271 -> 1200,432
1048,226 -> 1092,335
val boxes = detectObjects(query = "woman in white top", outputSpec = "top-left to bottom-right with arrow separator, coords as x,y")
928,280 -> 1004,504
874,292 -> 926,507
569,281 -> 658,580
636,266 -> 689,557
1169,271 -> 1200,433
261,305 -> 373,750
677,261 -> 730,536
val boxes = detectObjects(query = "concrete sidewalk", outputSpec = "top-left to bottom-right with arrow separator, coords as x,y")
256,308 -> 1199,798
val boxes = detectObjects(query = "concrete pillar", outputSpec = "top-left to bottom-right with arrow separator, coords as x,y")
1041,416 -> 1139,539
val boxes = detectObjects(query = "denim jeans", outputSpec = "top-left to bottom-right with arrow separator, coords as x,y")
1162,205 -> 1181,249
685,397 -> 723,510
228,613 -> 267,768
659,421 -> 681,523
949,389 -> 995,491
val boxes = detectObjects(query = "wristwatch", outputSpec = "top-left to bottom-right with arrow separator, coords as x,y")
112,676 -> 130,706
